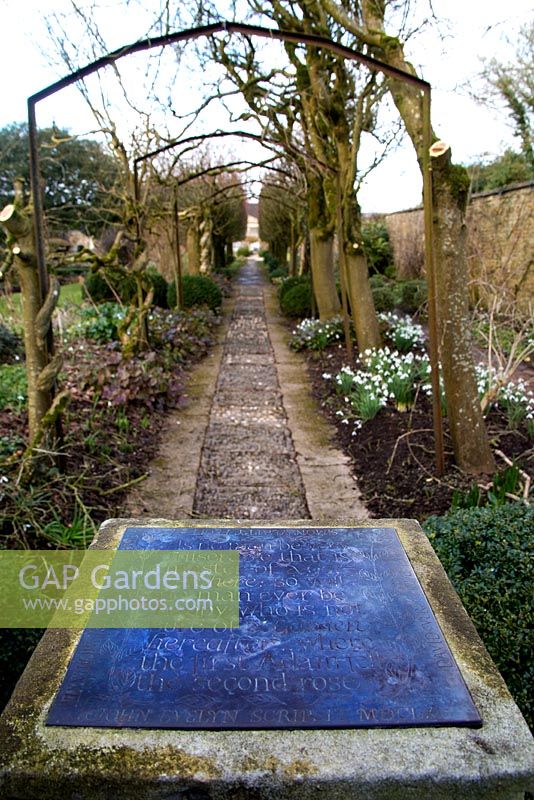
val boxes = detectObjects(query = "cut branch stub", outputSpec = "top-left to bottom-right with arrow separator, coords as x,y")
0,204 -> 32,239
429,141 -> 450,160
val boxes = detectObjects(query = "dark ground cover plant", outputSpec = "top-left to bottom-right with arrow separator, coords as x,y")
0,305 -> 219,711
423,503 -> 533,729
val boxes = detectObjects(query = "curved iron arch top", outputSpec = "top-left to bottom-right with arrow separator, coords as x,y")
28,20 -> 429,107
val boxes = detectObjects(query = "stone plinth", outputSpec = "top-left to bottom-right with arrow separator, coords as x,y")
1,518 -> 533,799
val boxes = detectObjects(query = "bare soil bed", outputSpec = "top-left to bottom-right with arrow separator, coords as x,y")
305,343 -> 533,520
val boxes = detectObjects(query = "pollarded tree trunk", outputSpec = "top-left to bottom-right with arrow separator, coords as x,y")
309,229 -> 340,320
340,182 -> 381,351
289,221 -> 298,276
0,204 -> 57,442
186,221 -> 201,275
299,235 -> 311,276
307,175 -> 340,320
430,144 -> 495,472
345,249 -> 381,351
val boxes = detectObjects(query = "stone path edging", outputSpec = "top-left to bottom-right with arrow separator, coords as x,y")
125,259 -> 367,521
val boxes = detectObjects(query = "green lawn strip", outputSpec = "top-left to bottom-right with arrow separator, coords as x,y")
0,282 -> 83,320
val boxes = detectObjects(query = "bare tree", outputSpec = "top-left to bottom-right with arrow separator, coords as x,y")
321,0 -> 495,474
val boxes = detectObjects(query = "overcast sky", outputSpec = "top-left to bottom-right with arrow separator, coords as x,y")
0,0 -> 531,213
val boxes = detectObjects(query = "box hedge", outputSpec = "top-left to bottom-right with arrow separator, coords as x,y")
423,502 -> 533,729
167,274 -> 222,312
279,276 -> 312,318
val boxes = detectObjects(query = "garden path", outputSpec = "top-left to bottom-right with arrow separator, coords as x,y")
124,259 -> 367,521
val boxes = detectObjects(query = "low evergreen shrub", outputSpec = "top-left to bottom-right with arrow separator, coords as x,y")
84,269 -> 136,304
279,275 -> 307,301
146,266 -> 169,309
0,324 -> 23,364
0,629 -> 42,713
263,252 -> 283,275
371,280 -> 397,312
167,274 -> 222,312
222,258 -> 244,280
362,219 -> 393,274
369,275 -> 428,315
398,279 -> 427,314
236,244 -> 251,257
423,503 -> 533,729
279,276 -> 312,318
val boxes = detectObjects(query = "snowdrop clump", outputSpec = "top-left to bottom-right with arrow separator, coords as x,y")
326,346 -> 432,431
379,312 -> 425,352
474,364 -> 534,430
290,316 -> 345,351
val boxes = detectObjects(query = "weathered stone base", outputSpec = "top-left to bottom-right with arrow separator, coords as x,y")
1,518 -> 533,799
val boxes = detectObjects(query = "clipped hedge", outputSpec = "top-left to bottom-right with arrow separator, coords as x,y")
84,267 -> 168,308
263,252 -> 287,280
167,274 -> 222,312
423,503 -> 533,729
369,275 -> 397,313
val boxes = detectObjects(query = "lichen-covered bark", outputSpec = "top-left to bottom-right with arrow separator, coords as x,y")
307,173 -> 340,319
0,204 -> 52,441
345,250 -> 381,351
431,149 -> 495,472
309,228 -> 340,319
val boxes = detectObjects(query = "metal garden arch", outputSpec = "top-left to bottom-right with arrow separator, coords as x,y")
26,20 -> 443,472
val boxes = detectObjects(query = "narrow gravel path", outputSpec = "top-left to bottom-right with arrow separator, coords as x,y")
193,261 -> 310,519
124,258 -> 367,521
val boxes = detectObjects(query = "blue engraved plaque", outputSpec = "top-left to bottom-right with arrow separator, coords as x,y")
46,527 -> 482,729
